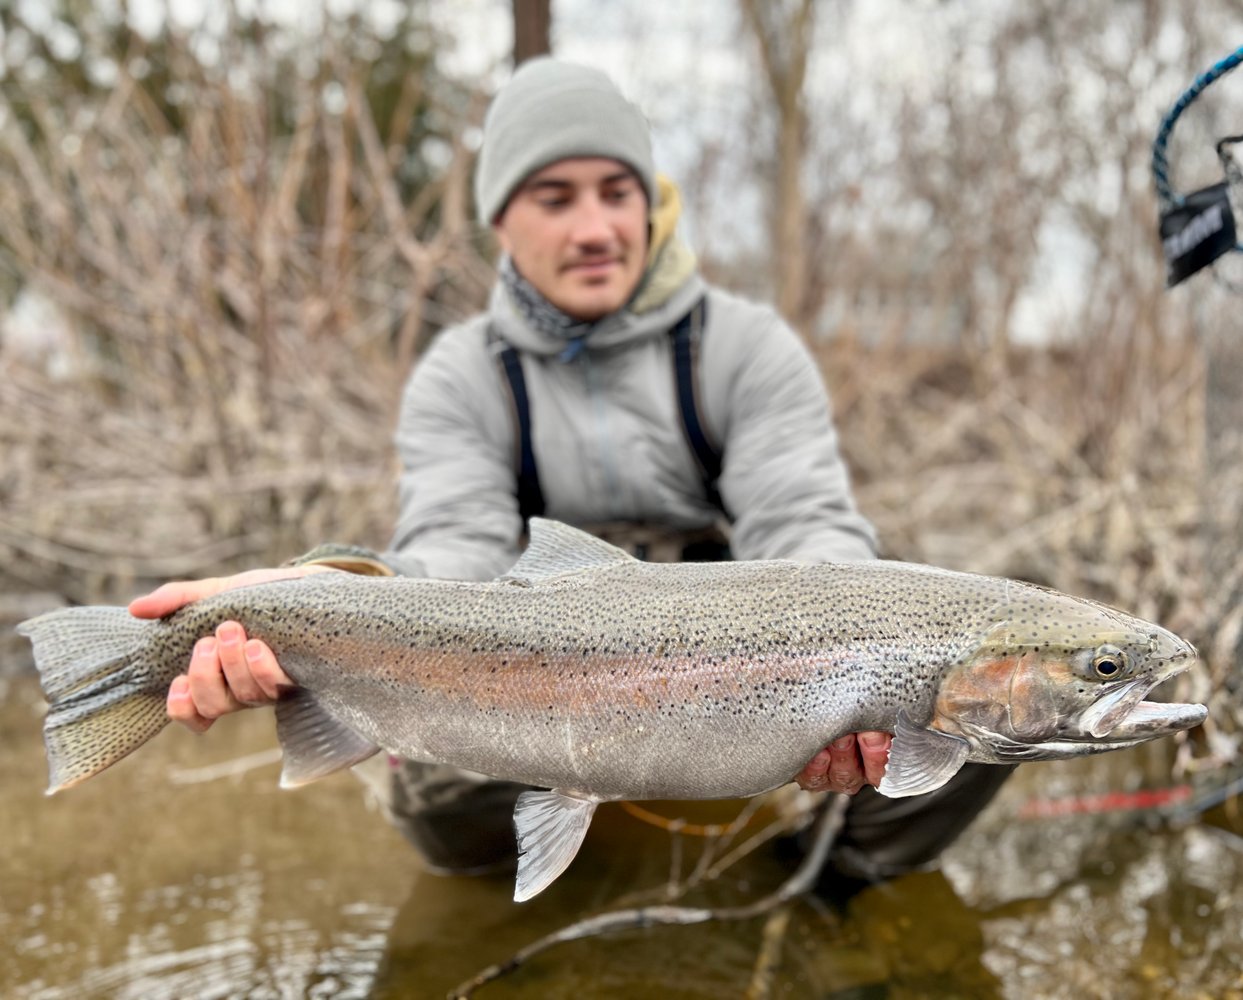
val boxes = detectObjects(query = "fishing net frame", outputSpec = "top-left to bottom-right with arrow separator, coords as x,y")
1152,45 -> 1243,292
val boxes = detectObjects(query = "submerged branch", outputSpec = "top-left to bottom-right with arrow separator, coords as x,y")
446,795 -> 848,999
746,905 -> 793,1000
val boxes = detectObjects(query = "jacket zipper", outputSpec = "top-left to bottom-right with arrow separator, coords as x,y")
581,351 -> 625,519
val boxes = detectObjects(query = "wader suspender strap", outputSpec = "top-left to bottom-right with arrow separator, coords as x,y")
669,297 -> 724,511
491,294 -> 722,526
492,337 -> 546,526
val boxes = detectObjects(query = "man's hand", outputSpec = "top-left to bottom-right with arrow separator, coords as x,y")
795,731 -> 892,794
128,566 -> 335,734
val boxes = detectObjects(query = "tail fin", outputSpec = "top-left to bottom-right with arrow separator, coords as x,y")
17,607 -> 167,794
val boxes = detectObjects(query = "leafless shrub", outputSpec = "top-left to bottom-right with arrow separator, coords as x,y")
0,9 -> 492,605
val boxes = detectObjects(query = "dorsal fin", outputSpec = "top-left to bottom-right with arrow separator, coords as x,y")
499,518 -> 637,585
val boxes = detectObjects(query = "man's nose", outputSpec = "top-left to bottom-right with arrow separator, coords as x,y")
569,195 -> 613,246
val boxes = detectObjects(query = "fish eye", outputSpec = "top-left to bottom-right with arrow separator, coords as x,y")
1092,646 -> 1128,679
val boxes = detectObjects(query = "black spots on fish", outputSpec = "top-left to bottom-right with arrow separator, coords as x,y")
252,562 -> 1180,781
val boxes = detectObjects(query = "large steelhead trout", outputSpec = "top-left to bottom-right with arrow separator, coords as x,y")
19,519 -> 1206,900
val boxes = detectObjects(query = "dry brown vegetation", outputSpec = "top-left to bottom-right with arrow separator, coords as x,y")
0,14 -> 489,609
1,4 -> 1240,764
822,331 -> 1243,766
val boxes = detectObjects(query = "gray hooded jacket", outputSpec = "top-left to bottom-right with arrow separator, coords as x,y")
382,258 -> 877,581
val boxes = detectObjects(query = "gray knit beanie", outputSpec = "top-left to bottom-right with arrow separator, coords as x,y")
474,57 -> 657,224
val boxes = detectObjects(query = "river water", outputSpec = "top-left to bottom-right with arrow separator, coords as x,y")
2,671 -> 1241,999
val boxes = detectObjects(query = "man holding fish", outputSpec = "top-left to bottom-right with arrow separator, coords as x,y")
125,59 -> 1020,894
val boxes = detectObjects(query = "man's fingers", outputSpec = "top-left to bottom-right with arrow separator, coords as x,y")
244,640 -> 294,702
168,631 -> 291,733
826,734 -> 866,794
797,736 -> 866,794
858,731 -> 892,786
186,637 -> 243,720
167,675 -> 214,734
795,746 -> 833,791
129,579 -> 223,619
216,622 -> 268,706
129,565 -> 336,620
796,731 -> 896,794
149,568 -> 328,734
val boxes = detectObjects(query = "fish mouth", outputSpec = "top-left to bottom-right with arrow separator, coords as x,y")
1078,650 -> 1206,741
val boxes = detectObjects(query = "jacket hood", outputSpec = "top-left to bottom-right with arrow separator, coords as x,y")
488,175 -> 706,357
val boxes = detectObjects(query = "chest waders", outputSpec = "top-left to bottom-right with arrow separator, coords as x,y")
489,297 -> 730,562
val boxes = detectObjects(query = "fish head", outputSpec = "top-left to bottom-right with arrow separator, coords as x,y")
932,589 -> 1206,761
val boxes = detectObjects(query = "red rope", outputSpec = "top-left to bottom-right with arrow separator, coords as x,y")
1018,785 -> 1193,819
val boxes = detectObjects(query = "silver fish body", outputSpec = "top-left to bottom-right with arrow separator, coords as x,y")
18,519 -> 1206,900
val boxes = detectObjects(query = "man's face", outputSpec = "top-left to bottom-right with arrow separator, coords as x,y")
494,158 -> 649,322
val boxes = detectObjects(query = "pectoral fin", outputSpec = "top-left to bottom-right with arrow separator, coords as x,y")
876,711 -> 970,798
512,789 -> 598,902
275,690 -> 380,787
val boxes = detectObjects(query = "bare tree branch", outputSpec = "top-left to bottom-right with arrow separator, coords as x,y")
447,796 -> 847,999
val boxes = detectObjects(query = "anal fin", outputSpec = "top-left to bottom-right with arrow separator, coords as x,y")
275,689 -> 380,787
876,710 -> 970,798
512,789 -> 598,902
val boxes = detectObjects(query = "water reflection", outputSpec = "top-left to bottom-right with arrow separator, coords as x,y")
3,673 -> 1242,999
944,749 -> 1243,1000
0,677 -> 410,999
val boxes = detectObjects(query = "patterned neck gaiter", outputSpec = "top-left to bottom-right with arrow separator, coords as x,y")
499,256 -> 597,359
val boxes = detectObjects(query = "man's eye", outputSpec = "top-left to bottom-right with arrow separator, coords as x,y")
604,187 -> 633,203
537,197 -> 570,209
